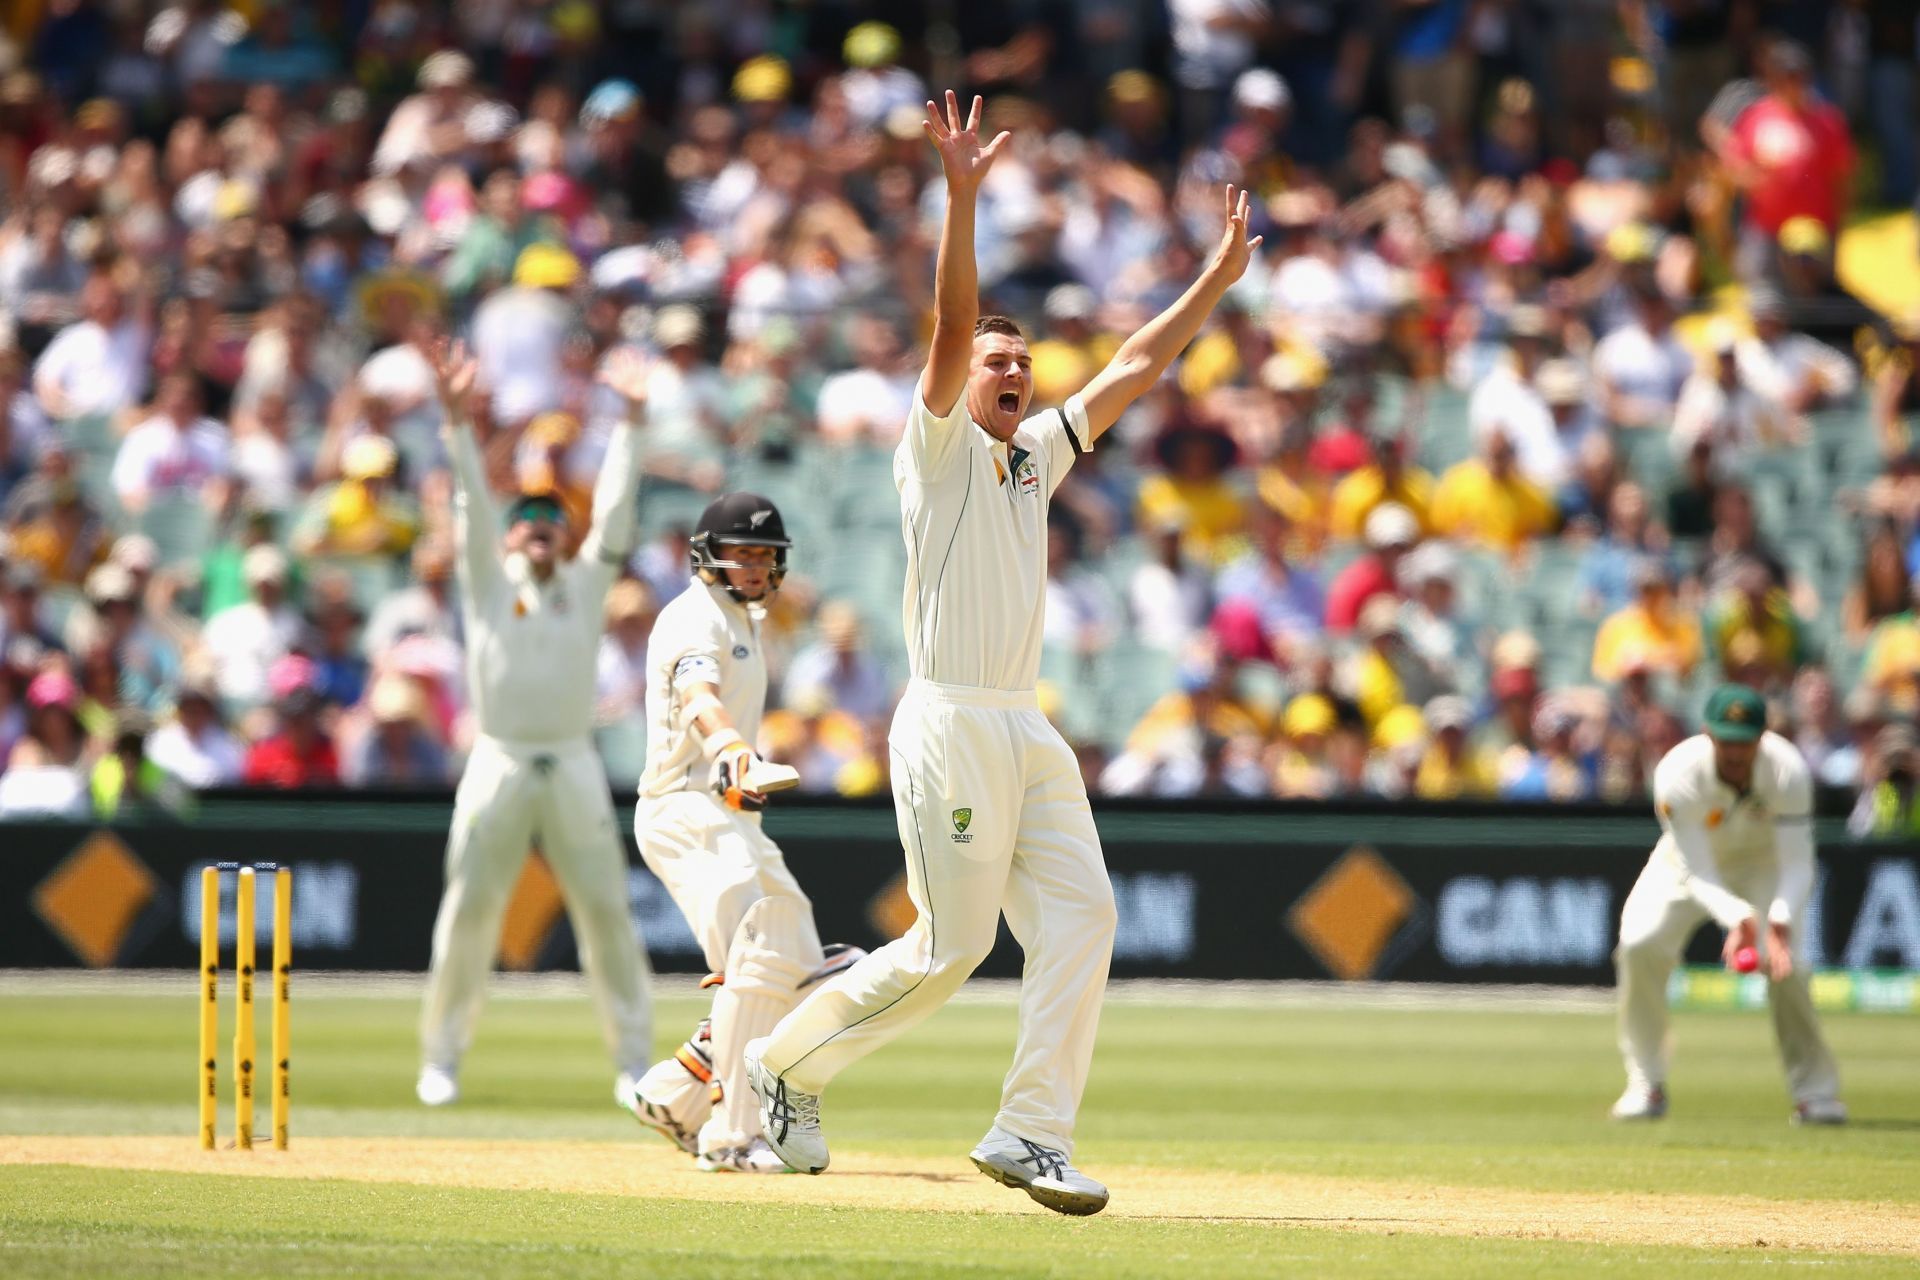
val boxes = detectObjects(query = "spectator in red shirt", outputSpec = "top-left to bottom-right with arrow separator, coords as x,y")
243,683 -> 340,789
1720,40 -> 1854,279
1326,503 -> 1418,632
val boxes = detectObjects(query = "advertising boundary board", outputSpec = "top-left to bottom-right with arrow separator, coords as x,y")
4,814 -> 1918,994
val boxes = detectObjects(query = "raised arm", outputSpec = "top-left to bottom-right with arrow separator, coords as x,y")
429,339 -> 504,602
1078,185 -> 1263,442
580,348 -> 651,578
920,91 -> 1009,418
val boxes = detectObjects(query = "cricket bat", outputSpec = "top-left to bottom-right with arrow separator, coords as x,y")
744,761 -> 801,793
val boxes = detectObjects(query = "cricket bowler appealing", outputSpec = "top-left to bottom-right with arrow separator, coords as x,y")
624,492 -> 863,1173
1612,683 -> 1846,1124
416,341 -> 654,1109
742,91 -> 1263,1214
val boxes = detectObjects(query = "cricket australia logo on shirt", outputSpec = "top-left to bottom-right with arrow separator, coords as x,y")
951,808 -> 973,843
1011,447 -> 1039,496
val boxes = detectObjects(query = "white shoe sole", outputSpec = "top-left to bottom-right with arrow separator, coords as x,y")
970,1153 -> 1109,1216
696,1153 -> 798,1174
627,1095 -> 700,1155
743,1052 -> 827,1175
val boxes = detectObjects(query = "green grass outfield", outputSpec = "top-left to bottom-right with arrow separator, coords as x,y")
3,976 -> 1918,1277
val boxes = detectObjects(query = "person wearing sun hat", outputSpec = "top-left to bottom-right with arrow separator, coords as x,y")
1610,682 -> 1846,1126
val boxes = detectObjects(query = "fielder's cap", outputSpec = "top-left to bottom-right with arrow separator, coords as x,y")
1703,683 -> 1767,743
504,491 -> 569,527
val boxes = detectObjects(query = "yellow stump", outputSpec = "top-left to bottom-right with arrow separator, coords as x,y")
198,866 -> 218,1151
272,867 -> 292,1150
234,866 -> 256,1150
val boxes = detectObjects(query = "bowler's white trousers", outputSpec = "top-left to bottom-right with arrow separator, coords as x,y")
760,679 -> 1116,1155
421,734 -> 653,1073
1614,839 -> 1840,1102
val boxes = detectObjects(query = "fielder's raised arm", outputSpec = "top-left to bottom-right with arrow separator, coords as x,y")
429,339 -> 504,601
920,91 -> 1009,420
581,348 -> 652,577
1076,185 -> 1263,441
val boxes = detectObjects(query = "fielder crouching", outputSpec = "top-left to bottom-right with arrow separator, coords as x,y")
416,342 -> 656,1108
626,493 -> 863,1172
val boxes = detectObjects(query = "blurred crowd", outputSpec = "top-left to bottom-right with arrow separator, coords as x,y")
2,2 -> 1920,831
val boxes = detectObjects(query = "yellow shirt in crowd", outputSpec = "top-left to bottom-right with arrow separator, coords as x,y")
1328,465 -> 1436,541
1430,460 -> 1556,552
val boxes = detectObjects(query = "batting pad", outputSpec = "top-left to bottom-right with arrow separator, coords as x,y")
705,897 -> 820,1151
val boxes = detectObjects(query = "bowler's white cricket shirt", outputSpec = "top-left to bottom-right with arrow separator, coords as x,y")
895,393 -> 1090,692
447,420 -> 643,746
638,578 -> 768,800
1651,731 -> 1815,928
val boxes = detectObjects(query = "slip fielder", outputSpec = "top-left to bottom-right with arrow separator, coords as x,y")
416,341 -> 654,1108
743,92 -> 1263,1214
623,492 -> 862,1173
1612,683 -> 1846,1124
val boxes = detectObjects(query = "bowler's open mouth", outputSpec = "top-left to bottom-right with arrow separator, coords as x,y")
998,391 -> 1019,413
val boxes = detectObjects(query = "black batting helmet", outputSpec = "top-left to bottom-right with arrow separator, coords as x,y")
690,492 -> 791,600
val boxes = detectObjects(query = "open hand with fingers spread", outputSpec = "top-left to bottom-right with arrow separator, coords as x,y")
924,90 -> 1010,194
428,337 -> 479,423
1209,184 -> 1264,285
597,347 -> 652,417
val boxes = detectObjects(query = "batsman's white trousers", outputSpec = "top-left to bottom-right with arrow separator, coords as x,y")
421,734 -> 653,1073
760,679 -> 1116,1155
1614,840 -> 1840,1102
634,791 -> 821,973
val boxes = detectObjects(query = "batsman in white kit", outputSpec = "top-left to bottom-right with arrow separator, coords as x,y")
623,492 -> 863,1173
416,342 -> 655,1108
741,91 -> 1264,1213
1612,683 -> 1846,1124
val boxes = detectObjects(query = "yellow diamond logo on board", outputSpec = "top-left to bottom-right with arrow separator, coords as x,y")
33,831 -> 158,967
1287,846 -> 1414,981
